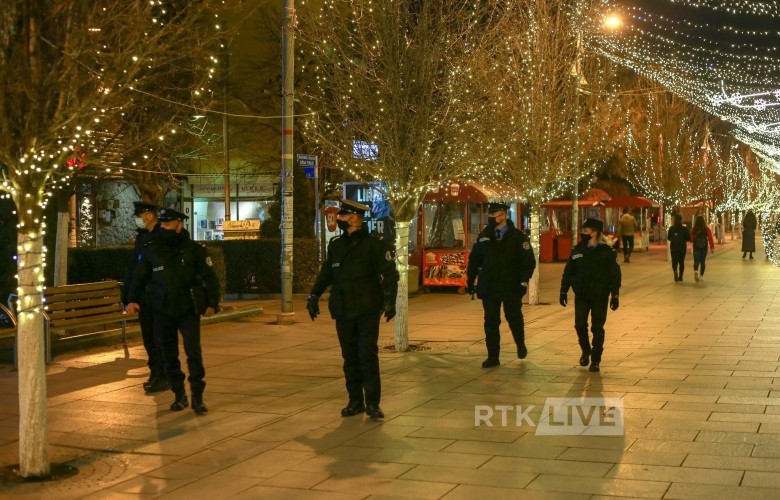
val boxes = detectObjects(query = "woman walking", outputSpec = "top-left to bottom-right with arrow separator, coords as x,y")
690,216 -> 715,282
667,213 -> 690,283
742,210 -> 757,259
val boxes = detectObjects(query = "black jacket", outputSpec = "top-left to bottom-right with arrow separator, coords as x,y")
667,224 -> 690,252
467,220 -> 536,300
560,241 -> 621,300
121,223 -> 160,304
127,230 -> 221,318
310,226 -> 399,320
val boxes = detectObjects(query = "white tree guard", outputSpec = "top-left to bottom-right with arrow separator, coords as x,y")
528,206 -> 541,305
393,221 -> 410,352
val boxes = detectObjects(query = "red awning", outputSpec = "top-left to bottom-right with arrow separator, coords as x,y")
604,196 -> 658,208
541,199 -> 604,209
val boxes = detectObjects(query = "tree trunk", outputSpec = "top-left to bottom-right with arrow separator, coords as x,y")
16,229 -> 50,478
528,204 -> 541,305
68,194 -> 77,248
54,193 -> 71,286
393,220 -> 410,352
571,180 -> 578,249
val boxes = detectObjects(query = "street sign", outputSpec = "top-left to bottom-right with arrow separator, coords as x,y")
297,154 -> 317,179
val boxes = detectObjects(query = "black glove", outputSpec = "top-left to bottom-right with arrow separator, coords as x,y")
384,303 -> 396,322
467,284 -> 475,300
559,293 -> 568,307
610,296 -> 619,311
520,282 -> 528,296
306,294 -> 320,321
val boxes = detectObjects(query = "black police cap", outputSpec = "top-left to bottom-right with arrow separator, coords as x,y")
158,208 -> 189,222
582,218 -> 604,233
487,202 -> 511,214
338,198 -> 371,215
132,201 -> 159,216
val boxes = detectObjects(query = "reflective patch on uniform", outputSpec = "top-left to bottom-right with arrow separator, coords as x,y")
385,251 -> 393,261
153,266 -> 164,272
332,263 -> 341,268
479,237 -> 490,243
522,242 -> 530,250
572,254 -> 583,260
206,257 -> 213,267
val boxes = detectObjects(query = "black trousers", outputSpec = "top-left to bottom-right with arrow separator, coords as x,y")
574,295 -> 608,363
671,248 -> 686,278
482,295 -> 525,359
336,313 -> 382,406
140,306 -> 164,379
155,313 -> 205,396
621,236 -> 635,257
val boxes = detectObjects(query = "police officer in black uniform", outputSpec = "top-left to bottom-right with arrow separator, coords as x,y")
559,218 -> 621,372
122,201 -> 167,394
125,208 -> 221,415
467,202 -> 536,368
307,199 -> 399,420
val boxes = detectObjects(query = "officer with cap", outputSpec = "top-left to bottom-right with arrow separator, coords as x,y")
126,208 -> 221,414
559,218 -> 621,372
307,198 -> 399,420
467,202 -> 536,368
122,201 -> 167,393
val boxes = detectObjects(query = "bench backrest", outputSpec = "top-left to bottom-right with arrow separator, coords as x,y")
44,280 -> 125,328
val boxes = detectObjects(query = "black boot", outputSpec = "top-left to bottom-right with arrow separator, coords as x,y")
579,351 -> 590,367
191,395 -> 208,415
481,357 -> 500,368
144,374 -> 170,394
673,269 -> 679,282
170,391 -> 189,411
366,404 -> 384,420
517,344 -> 528,359
589,348 -> 603,373
341,400 -> 365,417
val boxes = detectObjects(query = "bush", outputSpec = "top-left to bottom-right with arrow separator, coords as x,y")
68,246 -> 134,284
205,238 -> 319,294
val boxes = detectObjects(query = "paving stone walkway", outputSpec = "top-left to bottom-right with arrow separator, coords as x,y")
1,236 -> 779,499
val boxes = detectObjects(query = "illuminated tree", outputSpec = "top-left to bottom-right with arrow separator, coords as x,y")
0,0 -> 224,478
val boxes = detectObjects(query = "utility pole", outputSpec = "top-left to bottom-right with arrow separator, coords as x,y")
222,21 -> 231,222
278,0 -> 296,324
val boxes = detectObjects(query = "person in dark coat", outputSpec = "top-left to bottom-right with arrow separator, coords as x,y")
126,208 -> 221,415
742,210 -> 757,259
307,199 -> 399,420
467,202 -> 536,368
122,201 -> 166,394
667,213 -> 690,282
560,218 -> 621,372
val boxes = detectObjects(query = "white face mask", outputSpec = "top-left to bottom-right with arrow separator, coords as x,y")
134,217 -> 147,229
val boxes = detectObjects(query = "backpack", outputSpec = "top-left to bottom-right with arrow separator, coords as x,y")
694,230 -> 708,250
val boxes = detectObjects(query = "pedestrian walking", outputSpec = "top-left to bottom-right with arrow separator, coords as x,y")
742,210 -> 757,259
466,202 -> 536,368
307,199 -> 399,420
559,218 -> 621,372
617,208 -> 638,263
667,213 -> 690,282
690,216 -> 715,282
126,208 -> 221,415
122,201 -> 167,394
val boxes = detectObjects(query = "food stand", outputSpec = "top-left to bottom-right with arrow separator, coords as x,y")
417,182 -> 522,292
540,189 -> 611,262
604,196 -> 658,251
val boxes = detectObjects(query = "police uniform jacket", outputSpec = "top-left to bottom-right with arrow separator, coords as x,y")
310,225 -> 399,320
560,240 -> 621,300
121,223 -> 160,304
467,220 -> 536,300
127,230 -> 221,318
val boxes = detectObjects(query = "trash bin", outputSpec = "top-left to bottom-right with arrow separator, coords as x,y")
408,265 -> 419,294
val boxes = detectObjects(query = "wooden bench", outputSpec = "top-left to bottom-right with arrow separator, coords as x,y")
43,281 -> 132,363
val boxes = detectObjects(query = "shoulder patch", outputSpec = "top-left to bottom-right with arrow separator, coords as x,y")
385,251 -> 393,261
206,256 -> 213,267
478,237 -> 490,243
522,242 -> 530,250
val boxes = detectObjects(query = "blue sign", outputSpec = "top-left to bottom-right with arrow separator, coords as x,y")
303,167 -> 316,179
297,154 -> 317,179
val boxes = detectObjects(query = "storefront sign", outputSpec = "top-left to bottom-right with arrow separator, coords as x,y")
223,220 -> 261,231
324,206 -> 340,232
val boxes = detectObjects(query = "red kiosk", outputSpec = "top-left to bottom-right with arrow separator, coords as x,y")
604,196 -> 658,252
412,182 -> 522,292
539,189 -> 611,262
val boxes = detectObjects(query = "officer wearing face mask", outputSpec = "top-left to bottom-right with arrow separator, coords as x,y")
307,199 -> 399,420
559,218 -> 621,373
467,202 -> 536,368
126,208 -> 221,415
121,201 -> 167,394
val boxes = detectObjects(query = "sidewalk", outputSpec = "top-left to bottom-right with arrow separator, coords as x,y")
2,237 -> 780,498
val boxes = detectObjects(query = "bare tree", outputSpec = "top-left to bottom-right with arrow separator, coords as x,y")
298,0 -> 496,351
0,0 -> 225,478
476,0 -> 620,304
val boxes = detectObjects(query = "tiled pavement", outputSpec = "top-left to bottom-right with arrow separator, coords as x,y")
1,237 -> 780,498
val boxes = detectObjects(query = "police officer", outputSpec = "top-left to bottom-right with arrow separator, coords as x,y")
559,218 -> 621,372
122,201 -> 167,394
467,202 -> 536,368
125,208 -> 221,415
307,199 -> 399,420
